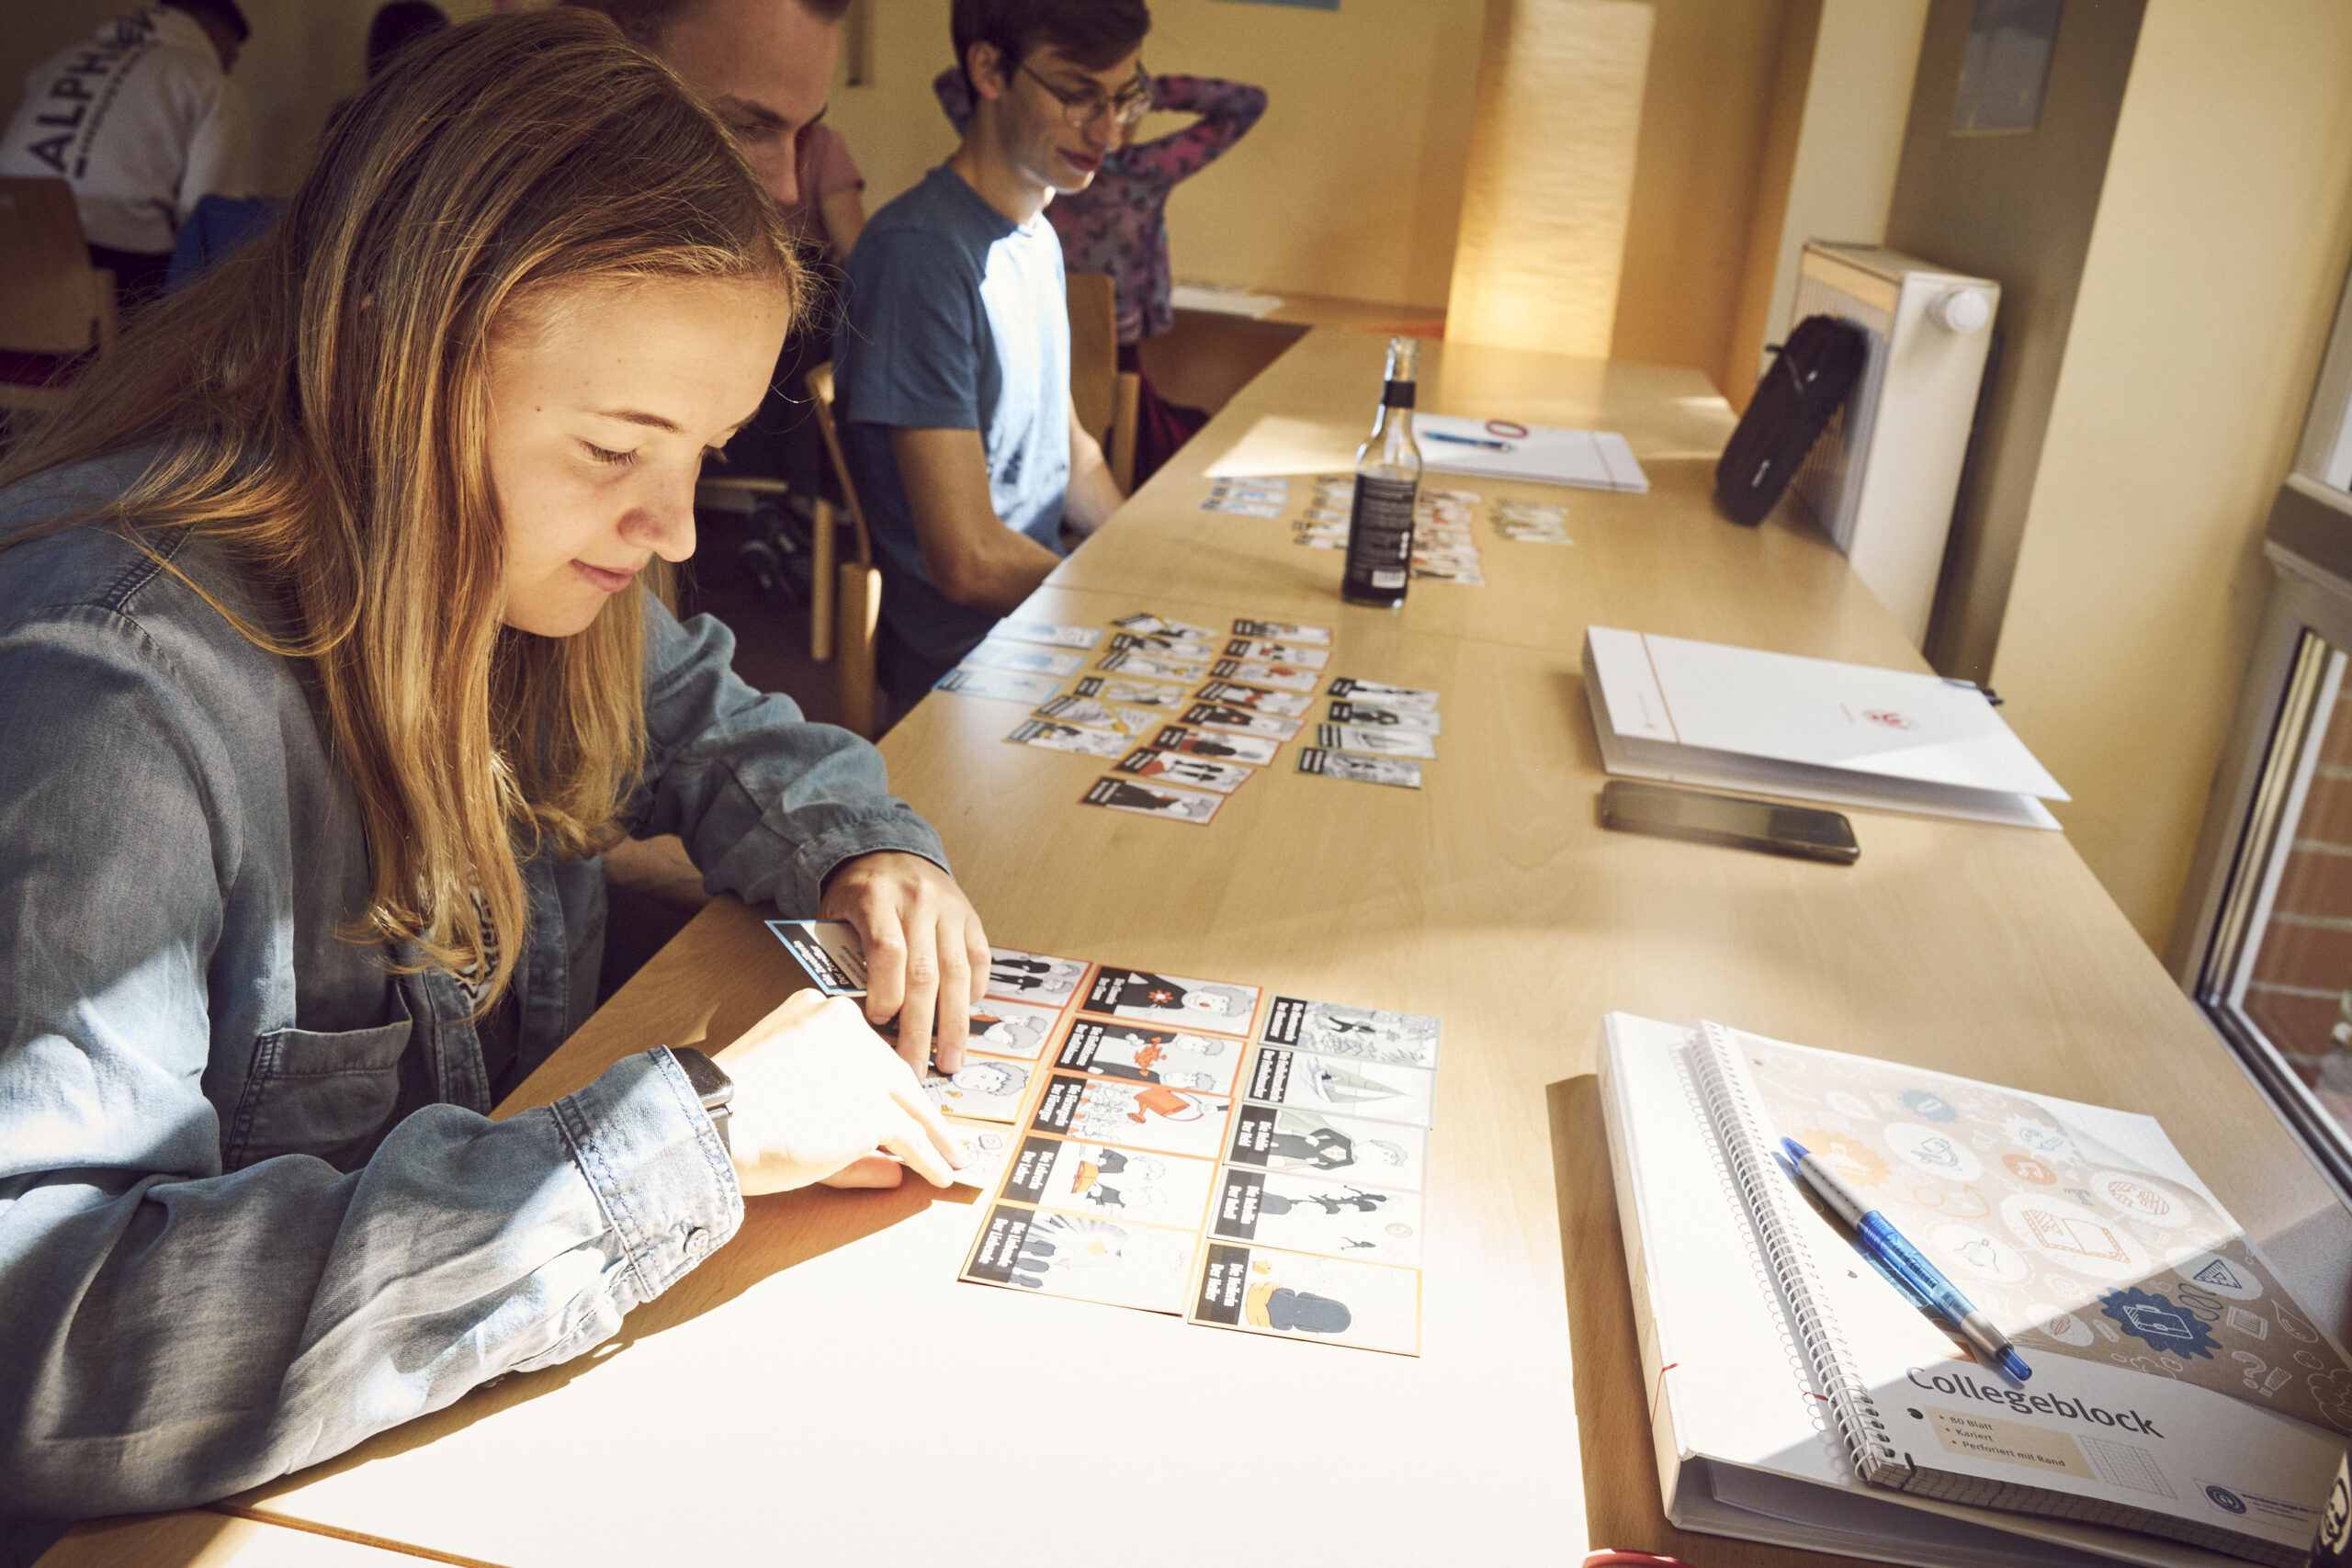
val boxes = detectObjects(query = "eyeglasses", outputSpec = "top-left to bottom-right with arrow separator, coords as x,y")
1016,58 -> 1151,130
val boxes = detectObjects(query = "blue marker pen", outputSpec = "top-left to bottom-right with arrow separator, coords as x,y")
1781,1136 -> 2031,1382
1421,430 -> 1512,451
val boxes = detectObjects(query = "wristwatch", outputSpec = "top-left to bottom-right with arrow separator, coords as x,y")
670,1047 -> 734,1154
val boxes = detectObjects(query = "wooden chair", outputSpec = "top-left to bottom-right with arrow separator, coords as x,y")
1067,271 -> 1140,495
803,361 -> 883,739
0,177 -> 117,417
696,470 -> 837,662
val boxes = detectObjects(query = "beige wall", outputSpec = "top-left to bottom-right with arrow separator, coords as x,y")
1743,0 -> 1927,387
1,2 -> 498,201
1607,0 -> 1792,399
1987,0 -> 2352,951
1445,0 -> 1652,358
829,0 -> 1487,313
1885,0 -> 2145,682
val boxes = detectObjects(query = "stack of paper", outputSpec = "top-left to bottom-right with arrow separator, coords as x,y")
1415,415 -> 1648,492
1581,626 -> 2067,829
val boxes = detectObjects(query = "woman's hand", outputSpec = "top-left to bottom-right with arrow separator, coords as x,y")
817,851 -> 990,1077
709,990 -> 966,1195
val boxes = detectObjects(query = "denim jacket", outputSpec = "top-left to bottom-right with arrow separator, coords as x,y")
0,453 -> 948,1518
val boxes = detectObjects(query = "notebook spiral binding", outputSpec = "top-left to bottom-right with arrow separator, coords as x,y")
1692,1022 -> 1905,1485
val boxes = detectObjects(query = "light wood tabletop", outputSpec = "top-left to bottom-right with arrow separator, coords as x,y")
35,1512 -> 439,1568
209,333 -> 2351,1568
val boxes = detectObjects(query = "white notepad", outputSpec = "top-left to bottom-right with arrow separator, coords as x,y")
1413,414 -> 1649,491
1599,1012 -> 2349,1568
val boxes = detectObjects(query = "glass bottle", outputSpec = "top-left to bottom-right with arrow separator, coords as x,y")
1340,336 -> 1423,608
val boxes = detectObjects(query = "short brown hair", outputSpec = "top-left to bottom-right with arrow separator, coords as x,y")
952,0 -> 1150,90
570,0 -> 853,51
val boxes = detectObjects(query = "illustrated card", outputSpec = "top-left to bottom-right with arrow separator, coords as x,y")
1323,677 -> 1440,712
1192,1243 -> 1420,1355
992,620 -> 1103,650
1029,1072 -> 1237,1161
1080,775 -> 1224,825
934,666 -> 1062,705
1072,676 -> 1191,710
1316,723 -> 1436,760
964,641 -> 1084,678
1005,718 -> 1128,759
1194,680 -> 1310,717
766,919 -> 865,995
1034,695 -> 1159,738
1492,499 -> 1573,545
1108,630 -> 1216,660
1058,1017 -> 1246,1096
1223,638 -> 1331,670
1113,613 -> 1218,641
923,1052 -> 1041,1123
1296,748 -> 1421,789
1200,494 -> 1283,518
963,1203 -> 1198,1314
1209,659 -> 1318,694
965,997 -> 1065,1059
1150,725 -> 1279,765
1098,651 -> 1207,683
1209,1166 -> 1424,1266
944,1119 -> 1017,1190
1248,1042 -> 1434,1128
1262,996 -> 1442,1067
1001,1133 -> 1221,1229
1227,1105 -> 1429,1190
1223,615 -> 1336,649
1115,748 -> 1253,795
1083,967 -> 1261,1035
1182,703 -> 1301,740
987,948 -> 1087,1006
1326,701 -> 1442,734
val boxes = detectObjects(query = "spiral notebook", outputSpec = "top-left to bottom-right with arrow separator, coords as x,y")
1599,1013 -> 2350,1568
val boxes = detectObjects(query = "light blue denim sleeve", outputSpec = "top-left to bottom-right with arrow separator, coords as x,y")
0,617 -> 741,1519
631,594 -> 948,910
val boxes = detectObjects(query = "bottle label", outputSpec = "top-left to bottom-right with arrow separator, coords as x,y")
1382,379 -> 1417,409
1343,475 -> 1419,595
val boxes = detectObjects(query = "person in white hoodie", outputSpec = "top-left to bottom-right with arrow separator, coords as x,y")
0,1 -> 253,313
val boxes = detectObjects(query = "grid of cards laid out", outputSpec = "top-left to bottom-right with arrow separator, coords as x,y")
959,952 -> 1436,1357
766,920 -> 1437,1357
1204,472 -> 1578,582
935,607 -> 1443,803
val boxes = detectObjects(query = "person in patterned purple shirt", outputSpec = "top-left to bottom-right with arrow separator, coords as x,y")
936,63 -> 1266,483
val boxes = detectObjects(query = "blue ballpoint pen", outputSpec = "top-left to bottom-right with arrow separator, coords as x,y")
1422,430 -> 1512,451
1781,1136 -> 2032,1382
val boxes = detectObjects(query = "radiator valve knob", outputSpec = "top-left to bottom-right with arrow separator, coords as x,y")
1930,288 -> 1992,334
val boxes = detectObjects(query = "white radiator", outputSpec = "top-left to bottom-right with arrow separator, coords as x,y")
1788,242 -> 1997,649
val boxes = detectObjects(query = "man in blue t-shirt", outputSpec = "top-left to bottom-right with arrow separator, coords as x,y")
833,0 -> 1150,705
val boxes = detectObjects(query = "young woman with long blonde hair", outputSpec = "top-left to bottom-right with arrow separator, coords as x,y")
0,11 -> 989,1521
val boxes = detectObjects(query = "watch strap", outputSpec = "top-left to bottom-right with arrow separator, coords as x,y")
669,1046 -> 734,1153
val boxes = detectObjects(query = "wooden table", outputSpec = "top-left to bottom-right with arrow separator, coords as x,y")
193,332 -> 2349,1567
37,1514 -> 426,1567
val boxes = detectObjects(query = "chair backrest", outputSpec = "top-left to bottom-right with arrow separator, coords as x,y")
803,361 -> 873,567
805,360 -> 883,738
1067,271 -> 1118,446
1108,370 -> 1140,496
0,178 -> 112,355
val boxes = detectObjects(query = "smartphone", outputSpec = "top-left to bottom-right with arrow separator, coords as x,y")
1598,779 -> 1859,864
